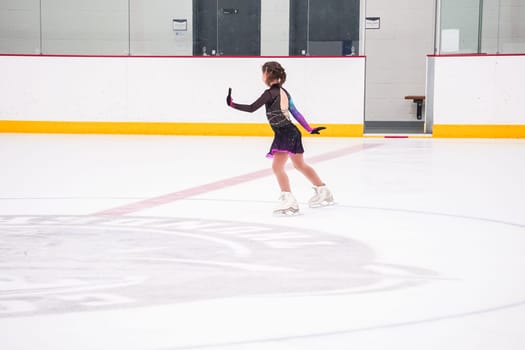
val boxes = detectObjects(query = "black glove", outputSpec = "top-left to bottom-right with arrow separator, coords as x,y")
226,88 -> 232,106
310,126 -> 326,134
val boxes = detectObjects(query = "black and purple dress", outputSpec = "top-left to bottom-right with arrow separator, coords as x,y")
230,84 -> 314,158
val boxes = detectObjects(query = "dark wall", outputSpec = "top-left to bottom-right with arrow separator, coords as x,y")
193,0 -> 260,56
290,0 -> 360,56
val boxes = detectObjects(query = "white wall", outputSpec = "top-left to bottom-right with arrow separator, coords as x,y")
482,0 -> 501,53
0,0 -> 40,54
130,0 -> 193,56
261,0 -> 289,56
498,0 -> 525,53
41,0 -> 129,55
429,55 -> 525,125
0,56 -> 365,125
364,0 -> 435,122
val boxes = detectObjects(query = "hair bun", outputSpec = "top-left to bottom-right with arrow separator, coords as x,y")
262,61 -> 287,85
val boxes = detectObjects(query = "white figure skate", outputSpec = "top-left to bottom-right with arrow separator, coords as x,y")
308,185 -> 334,208
273,192 -> 299,216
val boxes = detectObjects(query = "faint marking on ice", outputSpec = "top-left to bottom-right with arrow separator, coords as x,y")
127,258 -> 299,272
58,293 -> 134,307
0,215 -> 440,316
0,276 -> 145,298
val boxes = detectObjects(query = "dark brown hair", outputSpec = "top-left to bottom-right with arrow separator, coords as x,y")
262,61 -> 287,85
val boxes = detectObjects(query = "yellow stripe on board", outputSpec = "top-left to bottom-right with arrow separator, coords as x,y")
433,124 -> 525,138
4,121 -> 525,138
0,121 -> 364,137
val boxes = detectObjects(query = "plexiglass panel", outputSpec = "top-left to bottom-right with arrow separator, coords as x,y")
290,0 -> 360,56
1,0 -> 522,56
440,0 -> 481,53
0,0 -> 360,56
438,0 -> 525,54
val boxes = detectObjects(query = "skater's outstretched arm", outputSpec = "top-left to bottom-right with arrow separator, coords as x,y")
228,90 -> 272,113
289,97 -> 313,132
289,97 -> 327,135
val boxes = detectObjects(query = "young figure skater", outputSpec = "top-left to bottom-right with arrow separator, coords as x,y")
226,61 -> 334,215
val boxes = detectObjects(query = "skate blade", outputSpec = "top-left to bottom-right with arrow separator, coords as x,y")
273,208 -> 300,216
309,200 -> 335,208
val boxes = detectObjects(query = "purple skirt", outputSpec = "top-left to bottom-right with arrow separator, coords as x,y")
266,123 -> 304,158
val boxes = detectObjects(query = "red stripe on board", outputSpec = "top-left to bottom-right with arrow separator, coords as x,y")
93,143 -> 380,216
0,54 -> 366,59
427,53 -> 525,57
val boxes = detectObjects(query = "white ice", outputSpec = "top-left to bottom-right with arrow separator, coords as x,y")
0,134 -> 524,350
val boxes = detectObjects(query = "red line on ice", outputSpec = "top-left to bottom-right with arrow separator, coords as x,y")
93,143 -> 379,216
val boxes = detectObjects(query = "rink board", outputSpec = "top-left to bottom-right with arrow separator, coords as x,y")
0,55 -> 366,137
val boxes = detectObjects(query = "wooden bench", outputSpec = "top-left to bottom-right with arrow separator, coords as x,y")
404,95 -> 425,120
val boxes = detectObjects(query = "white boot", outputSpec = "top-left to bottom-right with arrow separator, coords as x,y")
273,192 -> 299,215
308,185 -> 334,208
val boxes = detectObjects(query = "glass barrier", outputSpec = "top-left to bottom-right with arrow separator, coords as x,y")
289,0 -> 360,56
438,0 -> 525,54
440,0 -> 482,53
482,0 -> 525,54
0,0 -> 361,56
3,1 -> 521,57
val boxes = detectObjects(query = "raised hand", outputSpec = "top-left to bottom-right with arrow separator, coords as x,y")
226,88 -> 232,106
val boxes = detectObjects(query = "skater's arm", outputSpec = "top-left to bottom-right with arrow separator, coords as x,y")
289,98 -> 313,132
230,90 -> 272,113
289,98 -> 327,134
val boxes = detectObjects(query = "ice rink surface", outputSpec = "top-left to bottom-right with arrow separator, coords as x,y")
1,134 -> 524,350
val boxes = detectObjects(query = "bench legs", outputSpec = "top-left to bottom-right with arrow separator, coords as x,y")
414,100 -> 423,120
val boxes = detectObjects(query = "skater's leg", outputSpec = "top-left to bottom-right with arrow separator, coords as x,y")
290,153 -> 324,186
272,152 -> 291,192
291,153 -> 334,207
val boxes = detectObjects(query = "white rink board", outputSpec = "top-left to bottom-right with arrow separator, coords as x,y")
431,55 -> 525,125
0,56 -> 365,125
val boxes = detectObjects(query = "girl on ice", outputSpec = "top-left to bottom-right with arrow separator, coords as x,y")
227,61 -> 333,215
